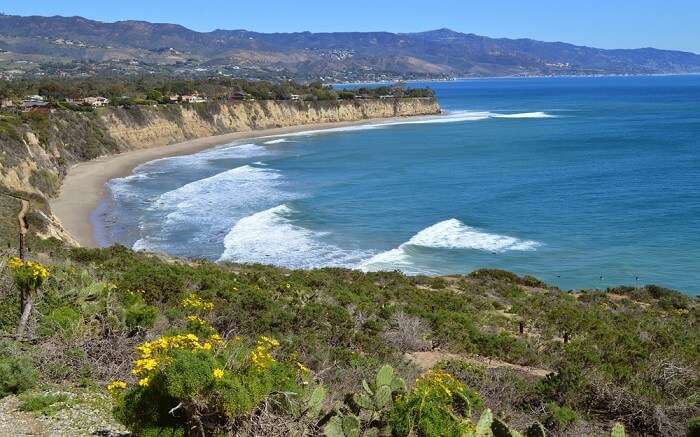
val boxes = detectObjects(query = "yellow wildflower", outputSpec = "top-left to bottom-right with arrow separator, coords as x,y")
181,293 -> 214,311
258,335 -> 280,348
186,315 -> 206,325
213,368 -> 224,380
106,380 -> 127,395
296,362 -> 311,373
138,377 -> 150,387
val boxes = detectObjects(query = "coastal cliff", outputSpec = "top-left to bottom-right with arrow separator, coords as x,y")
0,98 -> 440,244
103,98 -> 440,149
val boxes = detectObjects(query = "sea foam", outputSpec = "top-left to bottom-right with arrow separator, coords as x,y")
133,165 -> 293,254
259,110 -> 555,139
135,143 -> 270,174
491,111 -> 555,119
218,204 -> 369,268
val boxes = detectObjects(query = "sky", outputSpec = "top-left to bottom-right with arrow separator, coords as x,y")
2,0 -> 699,53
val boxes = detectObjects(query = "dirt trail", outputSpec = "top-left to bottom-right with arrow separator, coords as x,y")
407,351 -> 553,377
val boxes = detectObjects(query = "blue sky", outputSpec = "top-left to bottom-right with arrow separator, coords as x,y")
2,0 -> 699,53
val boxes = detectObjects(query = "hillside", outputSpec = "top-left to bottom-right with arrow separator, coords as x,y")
1,14 -> 700,80
0,246 -> 697,435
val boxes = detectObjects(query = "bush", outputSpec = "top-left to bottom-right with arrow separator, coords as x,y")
0,354 -> 38,397
382,311 -> 432,352
112,294 -> 310,435
391,369 -> 483,436
544,402 -> 578,430
7,257 -> 49,293
123,291 -> 158,331
39,306 -> 83,339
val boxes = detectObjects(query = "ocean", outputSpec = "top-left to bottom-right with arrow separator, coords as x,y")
98,75 -> 700,294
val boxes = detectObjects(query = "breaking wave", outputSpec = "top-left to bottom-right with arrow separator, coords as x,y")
359,219 -> 541,273
218,204 -> 369,268
132,165 -> 294,256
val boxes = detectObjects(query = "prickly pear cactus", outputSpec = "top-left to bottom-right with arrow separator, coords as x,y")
307,386 -> 326,417
475,408 -> 493,437
324,414 -> 361,437
492,416 -> 523,437
610,422 -> 626,437
525,422 -> 547,437
352,364 -> 406,413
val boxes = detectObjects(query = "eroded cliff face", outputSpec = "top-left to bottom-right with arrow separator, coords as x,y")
0,98 -> 440,244
101,98 -> 440,149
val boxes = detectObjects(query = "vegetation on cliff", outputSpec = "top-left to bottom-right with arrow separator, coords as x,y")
0,77 -> 434,105
0,243 -> 697,435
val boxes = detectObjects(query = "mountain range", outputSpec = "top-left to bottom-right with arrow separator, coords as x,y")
1,14 -> 700,81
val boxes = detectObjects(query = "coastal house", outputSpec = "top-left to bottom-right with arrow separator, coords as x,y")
168,95 -> 180,103
181,94 -> 207,103
0,98 -> 13,108
290,94 -> 302,101
229,91 -> 251,101
20,98 -> 49,112
82,96 -> 110,107
26,94 -> 46,102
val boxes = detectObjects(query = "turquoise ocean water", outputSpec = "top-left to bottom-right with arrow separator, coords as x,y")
98,75 -> 700,294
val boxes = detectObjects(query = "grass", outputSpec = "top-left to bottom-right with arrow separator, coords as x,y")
19,392 -> 71,416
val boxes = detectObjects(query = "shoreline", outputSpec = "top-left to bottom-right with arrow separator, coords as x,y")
52,114 -> 439,247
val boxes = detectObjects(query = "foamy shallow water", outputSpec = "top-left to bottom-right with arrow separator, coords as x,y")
100,76 -> 700,294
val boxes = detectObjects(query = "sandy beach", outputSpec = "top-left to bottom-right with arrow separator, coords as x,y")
52,116 -> 432,247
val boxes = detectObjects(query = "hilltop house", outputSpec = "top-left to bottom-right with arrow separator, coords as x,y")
82,96 -> 110,107
66,96 -> 110,107
290,94 -> 302,101
0,98 -> 13,108
181,94 -> 207,103
21,96 -> 49,112
229,91 -> 252,101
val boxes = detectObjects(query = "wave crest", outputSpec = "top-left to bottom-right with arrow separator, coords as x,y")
360,219 -> 541,273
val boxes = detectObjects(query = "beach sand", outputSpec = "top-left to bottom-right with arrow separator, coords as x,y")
52,116 -> 431,247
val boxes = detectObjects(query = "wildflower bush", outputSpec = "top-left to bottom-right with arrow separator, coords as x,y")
390,369 -> 484,436
111,293 -> 315,435
7,257 -> 49,293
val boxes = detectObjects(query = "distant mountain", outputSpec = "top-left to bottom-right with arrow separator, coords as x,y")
1,14 -> 699,80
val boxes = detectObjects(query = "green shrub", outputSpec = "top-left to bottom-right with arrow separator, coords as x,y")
0,354 -> 38,397
390,369 -> 483,436
123,292 -> 158,331
543,402 -> 578,430
112,295 -> 309,434
39,306 -> 83,339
